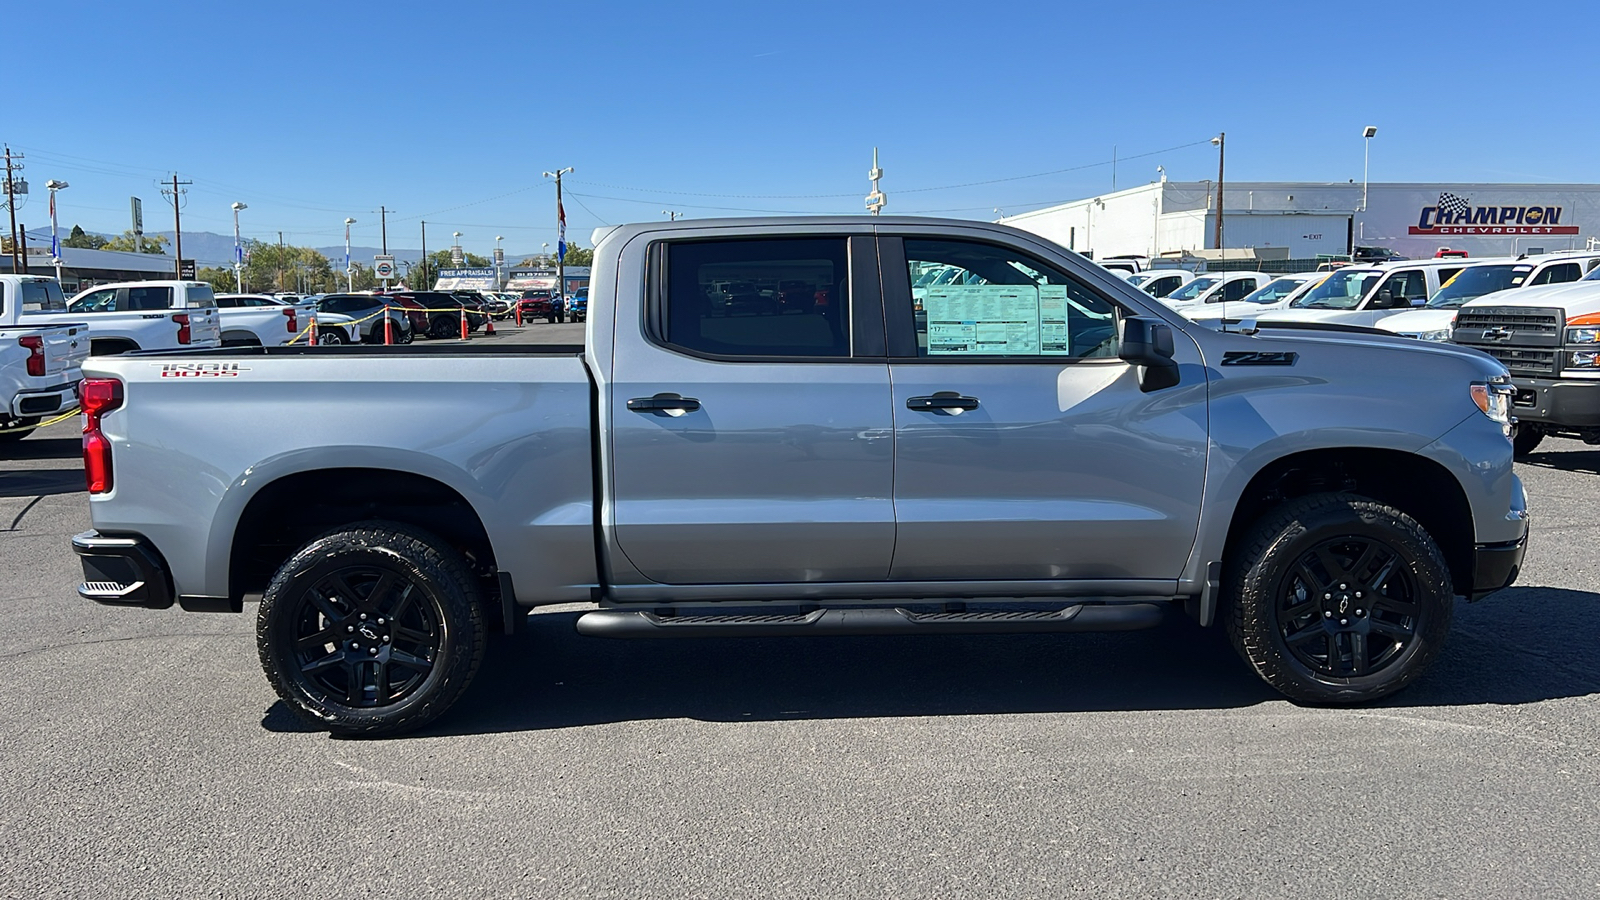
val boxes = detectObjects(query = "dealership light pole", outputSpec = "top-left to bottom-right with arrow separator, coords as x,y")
46,180 -> 67,283
1361,125 -> 1377,212
543,167 -> 573,309
344,217 -> 355,291
1211,133 -> 1225,251
231,202 -> 247,292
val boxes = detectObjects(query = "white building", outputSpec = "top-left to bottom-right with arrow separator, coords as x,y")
998,180 -> 1600,262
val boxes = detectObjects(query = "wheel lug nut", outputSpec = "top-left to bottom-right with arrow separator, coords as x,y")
346,625 -> 354,632
1324,593 -> 1332,600
1340,619 -> 1348,626
1356,609 -> 1364,616
376,618 -> 385,625
1339,584 -> 1347,590
1324,611 -> 1332,618
369,647 -> 378,656
360,613 -> 368,620
1355,591 -> 1363,598
382,635 -> 391,643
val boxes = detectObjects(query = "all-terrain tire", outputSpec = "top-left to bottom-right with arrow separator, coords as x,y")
257,521 -> 486,737
1225,492 -> 1453,704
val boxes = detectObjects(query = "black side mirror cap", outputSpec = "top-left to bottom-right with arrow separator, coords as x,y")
1119,316 -> 1180,392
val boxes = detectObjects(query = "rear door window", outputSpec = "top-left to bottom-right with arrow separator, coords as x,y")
1530,262 -> 1582,286
74,288 -> 119,312
658,238 -> 851,358
126,286 -> 173,310
19,279 -> 68,314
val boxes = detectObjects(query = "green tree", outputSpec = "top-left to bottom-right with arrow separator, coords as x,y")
241,241 -> 334,293
101,231 -> 169,254
198,266 -> 238,295
63,224 -> 108,250
562,244 -> 594,267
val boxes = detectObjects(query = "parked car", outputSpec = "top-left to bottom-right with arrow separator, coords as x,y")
1377,252 -> 1600,341
1158,271 -> 1274,311
214,294 -> 316,347
390,291 -> 485,338
312,294 -> 412,343
566,288 -> 589,322
59,280 -> 223,355
1183,272 -> 1327,324
1257,258 -> 1472,328
518,291 -> 560,323
0,275 -> 88,441
74,215 -> 1525,737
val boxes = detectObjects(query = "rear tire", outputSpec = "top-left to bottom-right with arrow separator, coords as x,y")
316,330 -> 346,346
1225,492 -> 1453,705
1512,426 -> 1543,459
257,522 -> 486,737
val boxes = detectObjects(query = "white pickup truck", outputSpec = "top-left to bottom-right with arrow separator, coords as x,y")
215,294 -> 316,347
62,280 -> 222,355
0,275 -> 89,441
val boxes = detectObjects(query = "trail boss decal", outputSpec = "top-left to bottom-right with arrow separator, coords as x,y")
1221,351 -> 1298,367
152,362 -> 251,378
1410,191 -> 1579,236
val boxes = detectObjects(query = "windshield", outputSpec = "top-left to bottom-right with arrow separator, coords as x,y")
1292,269 -> 1382,309
1241,277 -> 1309,304
1427,264 -> 1531,308
1125,273 -> 1151,286
1166,277 -> 1219,301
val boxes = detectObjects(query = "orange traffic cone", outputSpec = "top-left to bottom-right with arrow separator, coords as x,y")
460,306 -> 469,340
485,319 -> 496,336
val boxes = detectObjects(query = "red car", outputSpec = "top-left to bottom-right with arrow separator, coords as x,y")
518,290 -> 564,323
383,294 -> 431,334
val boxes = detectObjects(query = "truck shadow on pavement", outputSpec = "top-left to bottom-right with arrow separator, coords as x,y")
1519,447 -> 1600,476
260,584 -> 1600,737
0,439 -> 84,499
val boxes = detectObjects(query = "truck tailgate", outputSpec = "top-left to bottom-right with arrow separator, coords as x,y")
42,323 -> 90,376
188,307 -> 223,347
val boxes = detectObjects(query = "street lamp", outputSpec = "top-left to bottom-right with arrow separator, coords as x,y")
541,242 -> 549,265
45,180 -> 68,284
1210,133 -> 1225,251
1361,126 -> 1378,213
494,235 -> 504,288
231,202 -> 247,292
344,217 -> 356,291
451,231 -> 462,267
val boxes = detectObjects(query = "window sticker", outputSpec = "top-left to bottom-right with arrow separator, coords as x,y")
1038,285 -> 1072,355
924,284 -> 1042,355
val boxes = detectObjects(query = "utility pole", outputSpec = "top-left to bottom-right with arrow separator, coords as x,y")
1211,133 -> 1226,251
3,146 -> 23,273
662,209 -> 681,221
543,167 -> 573,320
379,206 -> 388,255
865,148 -> 886,216
420,221 -> 427,290
161,173 -> 191,278
278,231 -> 285,293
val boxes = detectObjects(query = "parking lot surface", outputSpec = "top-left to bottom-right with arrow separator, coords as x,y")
3,414 -> 1597,898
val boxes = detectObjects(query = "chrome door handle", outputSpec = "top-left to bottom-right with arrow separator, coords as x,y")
627,393 -> 701,414
906,392 -> 980,412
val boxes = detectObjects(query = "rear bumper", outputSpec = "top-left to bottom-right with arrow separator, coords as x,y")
1471,537 -> 1526,599
11,380 -> 79,418
1508,376 -> 1600,428
72,530 -> 174,609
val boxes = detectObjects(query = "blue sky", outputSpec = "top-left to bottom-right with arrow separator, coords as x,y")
9,0 -> 1598,257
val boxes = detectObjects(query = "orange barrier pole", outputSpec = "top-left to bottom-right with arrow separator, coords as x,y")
384,307 -> 393,345
515,303 -> 522,327
460,305 -> 469,340
308,315 -> 319,345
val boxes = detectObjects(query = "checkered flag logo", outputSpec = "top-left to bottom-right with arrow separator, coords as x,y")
1439,192 -> 1471,219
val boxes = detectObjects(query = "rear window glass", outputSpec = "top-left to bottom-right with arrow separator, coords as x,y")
186,285 -> 216,308
662,238 -> 851,358
18,279 -> 69,314
126,286 -> 174,310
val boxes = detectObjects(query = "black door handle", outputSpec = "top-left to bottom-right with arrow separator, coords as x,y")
906,392 -> 980,412
627,393 -> 701,414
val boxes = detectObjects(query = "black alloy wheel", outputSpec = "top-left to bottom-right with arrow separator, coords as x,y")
1227,493 -> 1453,703
429,316 -> 455,339
316,330 -> 345,345
258,522 -> 485,736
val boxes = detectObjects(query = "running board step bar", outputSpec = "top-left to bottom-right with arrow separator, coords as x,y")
575,604 -> 1164,639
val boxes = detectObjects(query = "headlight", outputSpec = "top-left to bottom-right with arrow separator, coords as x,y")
1568,327 -> 1600,344
1572,351 -> 1600,368
1416,328 -> 1451,342
1471,381 -> 1514,437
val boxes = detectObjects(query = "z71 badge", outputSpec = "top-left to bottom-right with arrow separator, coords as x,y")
152,362 -> 251,378
1221,351 -> 1298,367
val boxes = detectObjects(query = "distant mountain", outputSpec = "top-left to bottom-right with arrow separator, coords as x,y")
21,226 -> 541,269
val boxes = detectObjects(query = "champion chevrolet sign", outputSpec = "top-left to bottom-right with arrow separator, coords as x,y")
1410,191 -> 1578,236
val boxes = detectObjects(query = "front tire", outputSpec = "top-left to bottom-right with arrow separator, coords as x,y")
316,330 -> 346,345
1512,425 -> 1543,459
1225,492 -> 1453,704
257,522 -> 486,737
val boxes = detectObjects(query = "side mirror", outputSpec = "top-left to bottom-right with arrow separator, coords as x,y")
1119,316 -> 1180,392
1375,287 -> 1395,306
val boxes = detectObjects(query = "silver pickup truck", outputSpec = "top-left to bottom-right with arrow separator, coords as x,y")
73,217 -> 1528,736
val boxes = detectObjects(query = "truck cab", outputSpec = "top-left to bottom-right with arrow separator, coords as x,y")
1378,252 -> 1600,341
1258,258 -> 1470,328
61,280 -> 222,355
0,275 -> 89,440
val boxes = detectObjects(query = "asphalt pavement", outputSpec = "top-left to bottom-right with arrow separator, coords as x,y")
2,408 -> 1598,899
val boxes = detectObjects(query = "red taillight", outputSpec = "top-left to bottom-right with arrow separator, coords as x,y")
19,334 -> 45,377
283,307 -> 297,333
81,378 -> 124,494
173,313 -> 192,345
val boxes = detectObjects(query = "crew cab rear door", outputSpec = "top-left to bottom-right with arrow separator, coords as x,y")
607,232 -> 895,585
879,233 -> 1207,582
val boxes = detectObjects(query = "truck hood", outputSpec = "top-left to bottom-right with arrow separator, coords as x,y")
1184,300 -> 1290,321
1374,308 -> 1456,334
1227,322 -> 1508,378
1460,280 -> 1600,311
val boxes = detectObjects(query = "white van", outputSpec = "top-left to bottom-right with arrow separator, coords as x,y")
1377,252 -> 1600,340
1256,258 -> 1471,328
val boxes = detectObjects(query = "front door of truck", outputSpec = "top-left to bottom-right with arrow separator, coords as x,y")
881,235 -> 1207,582
608,234 -> 896,585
